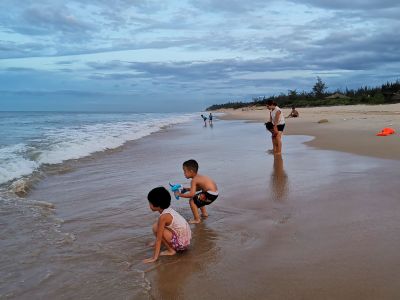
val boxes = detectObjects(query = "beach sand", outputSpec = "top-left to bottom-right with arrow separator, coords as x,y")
217,103 -> 400,160
2,117 -> 400,299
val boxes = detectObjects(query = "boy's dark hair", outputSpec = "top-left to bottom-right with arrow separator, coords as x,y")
266,100 -> 277,106
183,159 -> 199,173
147,187 -> 171,209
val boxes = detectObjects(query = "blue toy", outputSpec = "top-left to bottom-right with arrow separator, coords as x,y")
169,183 -> 183,199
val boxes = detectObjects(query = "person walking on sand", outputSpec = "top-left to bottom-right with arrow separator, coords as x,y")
174,159 -> 219,224
266,100 -> 285,155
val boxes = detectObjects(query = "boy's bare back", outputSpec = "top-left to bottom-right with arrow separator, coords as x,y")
191,174 -> 218,193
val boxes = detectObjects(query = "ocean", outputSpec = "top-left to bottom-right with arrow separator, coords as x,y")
0,111 -> 199,299
0,111 -> 195,191
2,112 -> 399,299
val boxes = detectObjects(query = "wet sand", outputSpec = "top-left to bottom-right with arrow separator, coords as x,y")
2,119 -> 400,299
217,104 -> 400,160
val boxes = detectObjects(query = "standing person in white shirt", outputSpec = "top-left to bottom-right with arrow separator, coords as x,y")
266,100 -> 285,155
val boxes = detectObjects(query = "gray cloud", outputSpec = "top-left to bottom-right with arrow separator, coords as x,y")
22,6 -> 94,33
288,0 -> 400,10
88,73 -> 143,81
85,46 -> 399,84
0,3 -> 95,37
55,60 -> 77,65
5,67 -> 35,72
190,0 -> 269,13
0,89 -> 117,99
1,0 -> 399,109
0,41 -> 52,59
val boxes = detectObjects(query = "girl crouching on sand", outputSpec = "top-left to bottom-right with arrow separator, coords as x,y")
143,187 -> 191,263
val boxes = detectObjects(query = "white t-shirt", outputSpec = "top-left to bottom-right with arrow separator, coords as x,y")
161,208 -> 191,246
271,106 -> 285,125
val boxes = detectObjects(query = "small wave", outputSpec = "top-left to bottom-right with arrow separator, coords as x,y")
0,113 -> 195,187
26,199 -> 56,209
0,144 -> 39,184
9,178 -> 35,197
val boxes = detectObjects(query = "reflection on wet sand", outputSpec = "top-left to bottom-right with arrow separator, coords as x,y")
270,154 -> 288,201
148,224 -> 219,299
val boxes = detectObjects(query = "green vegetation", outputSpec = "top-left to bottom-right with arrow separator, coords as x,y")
206,79 -> 400,111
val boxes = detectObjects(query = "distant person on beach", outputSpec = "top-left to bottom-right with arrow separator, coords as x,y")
266,100 -> 285,155
208,113 -> 213,125
201,114 -> 207,126
143,187 -> 191,263
287,106 -> 299,118
175,159 -> 219,224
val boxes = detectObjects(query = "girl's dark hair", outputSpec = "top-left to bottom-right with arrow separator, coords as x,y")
147,186 -> 171,209
183,159 -> 199,172
266,100 -> 277,106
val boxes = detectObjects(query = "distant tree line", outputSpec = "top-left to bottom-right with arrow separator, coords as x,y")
206,78 -> 400,111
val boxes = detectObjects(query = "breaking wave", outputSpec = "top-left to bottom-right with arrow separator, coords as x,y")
0,112 -> 195,189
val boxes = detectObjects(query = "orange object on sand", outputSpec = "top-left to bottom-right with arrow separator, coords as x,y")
376,127 -> 395,136
382,128 -> 395,134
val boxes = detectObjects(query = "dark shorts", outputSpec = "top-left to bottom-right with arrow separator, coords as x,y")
265,122 -> 273,131
192,191 -> 219,208
265,122 -> 285,132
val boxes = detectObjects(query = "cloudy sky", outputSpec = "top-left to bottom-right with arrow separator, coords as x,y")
1,0 -> 399,112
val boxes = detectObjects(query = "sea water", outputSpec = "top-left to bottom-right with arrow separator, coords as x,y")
0,111 -> 197,299
0,111 -> 195,187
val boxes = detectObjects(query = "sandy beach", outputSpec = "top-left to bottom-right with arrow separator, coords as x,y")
217,103 -> 400,160
2,115 -> 400,299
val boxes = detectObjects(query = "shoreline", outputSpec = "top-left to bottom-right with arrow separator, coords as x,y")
2,119 -> 400,299
215,103 -> 400,160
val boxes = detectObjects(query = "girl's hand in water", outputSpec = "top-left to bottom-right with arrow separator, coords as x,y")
143,257 -> 157,264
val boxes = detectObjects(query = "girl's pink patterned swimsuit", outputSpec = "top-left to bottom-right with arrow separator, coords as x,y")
171,232 -> 188,251
161,208 -> 191,251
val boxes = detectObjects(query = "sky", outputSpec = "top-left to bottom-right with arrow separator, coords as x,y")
0,0 -> 399,112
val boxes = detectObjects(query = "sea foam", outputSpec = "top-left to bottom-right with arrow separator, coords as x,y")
0,112 -> 194,186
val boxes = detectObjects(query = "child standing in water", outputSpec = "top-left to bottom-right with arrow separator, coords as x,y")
208,112 -> 213,125
175,159 -> 219,224
143,187 -> 191,263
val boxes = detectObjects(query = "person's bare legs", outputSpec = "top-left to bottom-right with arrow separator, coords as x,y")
275,132 -> 283,155
189,199 -> 201,223
151,223 -> 176,255
160,228 -> 176,256
268,136 -> 274,154
272,136 -> 278,154
149,222 -> 176,255
200,206 -> 208,218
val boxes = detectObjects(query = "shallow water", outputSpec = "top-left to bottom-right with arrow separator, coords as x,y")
1,119 -> 399,299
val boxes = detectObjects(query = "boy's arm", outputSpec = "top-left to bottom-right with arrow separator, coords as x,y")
178,179 -> 197,198
143,214 -> 171,263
